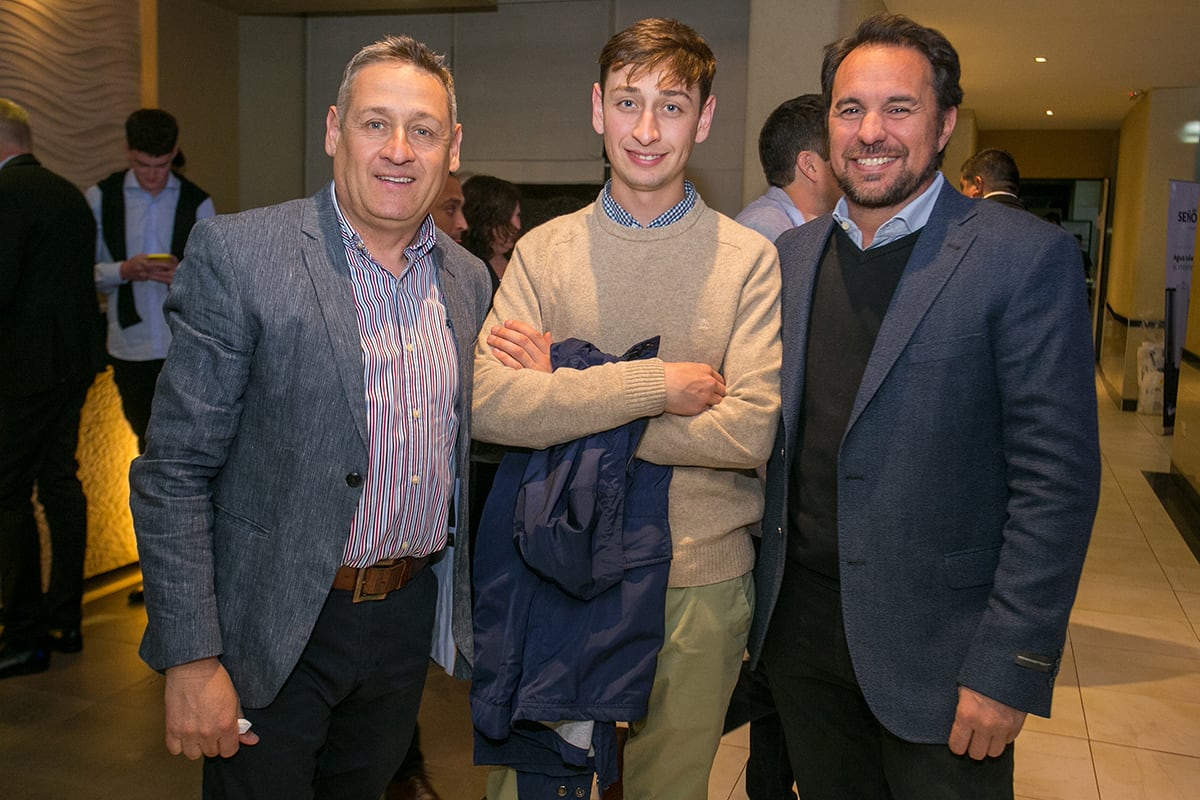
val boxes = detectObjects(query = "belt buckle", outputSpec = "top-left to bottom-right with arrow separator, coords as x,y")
351,563 -> 398,603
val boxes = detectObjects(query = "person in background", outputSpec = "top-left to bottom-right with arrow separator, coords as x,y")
129,35 -> 490,798
752,14 -> 1100,799
959,147 -> 1025,211
736,94 -> 841,242
0,97 -> 100,677
462,174 -> 521,292
431,171 -> 469,244
88,108 -> 214,453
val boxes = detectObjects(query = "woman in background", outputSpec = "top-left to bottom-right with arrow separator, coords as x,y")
462,175 -> 521,293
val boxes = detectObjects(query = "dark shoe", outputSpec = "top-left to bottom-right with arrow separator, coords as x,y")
46,627 -> 83,653
0,641 -> 50,679
386,773 -> 442,800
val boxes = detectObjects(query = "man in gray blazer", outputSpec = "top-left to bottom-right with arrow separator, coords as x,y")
749,14 -> 1100,799
130,35 -> 490,799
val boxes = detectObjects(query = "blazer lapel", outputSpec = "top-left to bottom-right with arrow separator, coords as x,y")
846,189 -> 979,432
301,190 -> 370,449
781,217 -> 835,453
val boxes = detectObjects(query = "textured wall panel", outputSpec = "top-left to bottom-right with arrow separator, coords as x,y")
0,0 -> 140,188
2,1 -> 144,585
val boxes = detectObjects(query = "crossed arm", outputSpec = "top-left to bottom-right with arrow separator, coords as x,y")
486,319 -> 727,415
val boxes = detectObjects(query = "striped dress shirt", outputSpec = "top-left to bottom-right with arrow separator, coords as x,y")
334,193 -> 459,567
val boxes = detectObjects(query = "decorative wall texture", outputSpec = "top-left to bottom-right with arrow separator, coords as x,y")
2,0 -> 144,582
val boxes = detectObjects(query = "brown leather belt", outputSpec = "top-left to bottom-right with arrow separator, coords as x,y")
333,556 -> 430,603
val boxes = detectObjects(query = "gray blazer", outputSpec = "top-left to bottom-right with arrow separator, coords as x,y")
130,187 -> 491,707
749,184 -> 1101,743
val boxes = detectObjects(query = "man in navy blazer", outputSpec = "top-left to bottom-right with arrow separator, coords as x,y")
749,14 -> 1100,799
130,36 -> 490,798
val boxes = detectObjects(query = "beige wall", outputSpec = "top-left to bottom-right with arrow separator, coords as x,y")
157,0 -> 240,213
977,130 -> 1119,180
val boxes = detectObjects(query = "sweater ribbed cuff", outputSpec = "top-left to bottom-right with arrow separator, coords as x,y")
621,359 -> 667,419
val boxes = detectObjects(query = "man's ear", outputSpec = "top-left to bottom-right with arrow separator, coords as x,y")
796,151 -> 818,183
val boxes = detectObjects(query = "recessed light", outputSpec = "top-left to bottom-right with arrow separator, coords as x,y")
1045,110 -> 1055,116
1035,56 -> 1047,63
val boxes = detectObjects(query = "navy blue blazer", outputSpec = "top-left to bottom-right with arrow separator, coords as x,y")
749,184 -> 1101,743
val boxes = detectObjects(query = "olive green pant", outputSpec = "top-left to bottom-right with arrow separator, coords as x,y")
487,574 -> 754,800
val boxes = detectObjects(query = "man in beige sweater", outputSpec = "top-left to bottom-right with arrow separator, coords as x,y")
472,18 -> 781,800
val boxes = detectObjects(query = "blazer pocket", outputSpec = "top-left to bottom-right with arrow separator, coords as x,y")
943,544 -> 1001,589
213,503 -> 271,540
903,333 -> 984,364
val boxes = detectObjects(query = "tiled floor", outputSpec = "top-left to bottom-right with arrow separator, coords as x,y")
3,379 -> 1199,799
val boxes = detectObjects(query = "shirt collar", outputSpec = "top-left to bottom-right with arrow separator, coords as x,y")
832,172 -> 945,250
601,179 -> 697,228
124,168 -> 180,195
766,185 -> 808,226
330,182 -> 438,268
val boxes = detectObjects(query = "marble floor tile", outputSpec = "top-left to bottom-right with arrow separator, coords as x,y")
1091,741 -> 1200,800
1013,730 -> 1100,800
1080,687 -> 1200,758
1073,643 -> 1200,702
1072,578 -> 1190,623
1069,609 -> 1200,661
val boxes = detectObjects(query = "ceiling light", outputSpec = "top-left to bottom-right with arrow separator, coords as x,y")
1034,56 -> 1047,63
1181,121 -> 1200,144
1045,110 -> 1055,116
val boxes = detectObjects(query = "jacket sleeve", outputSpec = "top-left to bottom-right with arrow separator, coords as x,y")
128,218 -> 255,672
956,228 -> 1100,716
634,241 -> 782,470
471,242 -> 667,451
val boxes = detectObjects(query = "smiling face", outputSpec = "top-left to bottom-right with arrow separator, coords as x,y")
325,61 -> 461,253
591,64 -> 715,223
827,44 -> 956,231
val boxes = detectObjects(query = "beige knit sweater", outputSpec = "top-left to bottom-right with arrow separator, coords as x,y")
472,196 -> 781,587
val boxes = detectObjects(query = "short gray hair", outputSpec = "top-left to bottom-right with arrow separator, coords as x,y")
335,35 -> 457,128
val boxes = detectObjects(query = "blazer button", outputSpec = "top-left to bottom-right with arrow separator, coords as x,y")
345,472 -> 363,488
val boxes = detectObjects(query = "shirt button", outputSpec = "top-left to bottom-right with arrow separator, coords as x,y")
411,475 -> 420,485
405,342 -> 415,352
412,408 -> 421,419
345,472 -> 363,488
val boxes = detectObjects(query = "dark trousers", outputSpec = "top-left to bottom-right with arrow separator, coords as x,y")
109,357 -> 164,452
202,567 -> 437,800
761,565 -> 1014,800
723,663 -> 796,800
0,383 -> 91,644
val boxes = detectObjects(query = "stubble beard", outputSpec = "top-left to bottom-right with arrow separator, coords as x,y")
835,148 -> 942,210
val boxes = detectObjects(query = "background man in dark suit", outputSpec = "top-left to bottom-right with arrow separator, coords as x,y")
959,147 -> 1026,210
0,98 -> 100,677
750,14 -> 1100,799
129,36 -> 490,798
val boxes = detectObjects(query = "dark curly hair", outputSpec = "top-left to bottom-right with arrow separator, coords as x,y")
462,175 -> 521,262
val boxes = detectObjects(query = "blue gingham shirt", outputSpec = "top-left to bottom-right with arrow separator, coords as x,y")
332,186 -> 459,567
601,179 -> 698,228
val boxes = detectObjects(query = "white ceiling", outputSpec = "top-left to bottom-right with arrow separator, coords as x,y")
888,0 -> 1200,130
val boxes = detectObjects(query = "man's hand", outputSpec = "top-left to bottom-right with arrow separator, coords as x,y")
664,362 -> 726,416
120,253 -> 178,285
163,656 -> 259,759
488,319 -> 553,373
947,686 -> 1027,760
